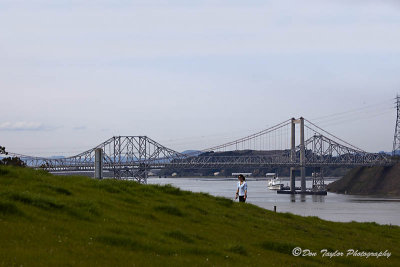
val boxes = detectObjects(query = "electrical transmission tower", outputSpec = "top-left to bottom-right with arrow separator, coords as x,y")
393,95 -> 400,156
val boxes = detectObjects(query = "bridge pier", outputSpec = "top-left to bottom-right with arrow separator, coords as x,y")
290,167 -> 296,192
301,167 -> 306,192
94,148 -> 103,179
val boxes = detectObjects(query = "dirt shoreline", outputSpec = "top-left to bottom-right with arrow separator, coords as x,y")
327,163 -> 400,196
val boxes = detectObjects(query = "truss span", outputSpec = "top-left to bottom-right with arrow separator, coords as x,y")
5,118 -> 394,182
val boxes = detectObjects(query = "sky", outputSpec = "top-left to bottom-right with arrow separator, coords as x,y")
0,0 -> 400,156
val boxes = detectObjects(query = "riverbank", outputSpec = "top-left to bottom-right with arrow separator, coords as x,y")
148,177 -> 400,225
327,163 -> 400,196
1,166 -> 399,266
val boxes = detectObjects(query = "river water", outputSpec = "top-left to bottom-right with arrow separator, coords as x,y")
147,177 -> 400,226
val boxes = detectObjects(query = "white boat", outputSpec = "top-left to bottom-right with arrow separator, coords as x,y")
266,173 -> 283,190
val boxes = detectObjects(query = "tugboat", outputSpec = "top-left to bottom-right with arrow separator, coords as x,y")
267,173 -> 283,190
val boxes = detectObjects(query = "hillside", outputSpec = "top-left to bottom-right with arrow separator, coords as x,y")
0,166 -> 399,266
327,163 -> 400,196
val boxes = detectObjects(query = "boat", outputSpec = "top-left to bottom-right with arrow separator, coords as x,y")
266,173 -> 284,190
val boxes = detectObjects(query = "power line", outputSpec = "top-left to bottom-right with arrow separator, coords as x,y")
310,98 -> 393,122
314,109 -> 394,129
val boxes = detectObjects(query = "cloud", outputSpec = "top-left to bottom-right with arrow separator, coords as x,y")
0,121 -> 47,131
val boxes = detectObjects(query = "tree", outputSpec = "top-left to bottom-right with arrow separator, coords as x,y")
1,157 -> 26,167
0,146 -> 8,155
0,146 -> 25,167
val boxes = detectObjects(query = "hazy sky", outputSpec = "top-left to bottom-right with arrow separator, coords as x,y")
1,0 -> 399,156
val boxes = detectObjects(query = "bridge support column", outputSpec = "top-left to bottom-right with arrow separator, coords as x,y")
300,117 -> 306,192
95,148 -> 103,179
300,167 -> 306,192
289,117 -> 306,192
291,118 -> 296,162
290,168 -> 296,192
290,118 -> 296,191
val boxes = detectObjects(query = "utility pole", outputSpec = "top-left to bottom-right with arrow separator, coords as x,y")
393,95 -> 400,156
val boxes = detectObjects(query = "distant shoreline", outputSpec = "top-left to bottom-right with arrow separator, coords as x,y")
327,163 -> 400,196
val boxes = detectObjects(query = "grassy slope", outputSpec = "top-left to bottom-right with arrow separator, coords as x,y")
327,163 -> 400,196
0,167 -> 399,266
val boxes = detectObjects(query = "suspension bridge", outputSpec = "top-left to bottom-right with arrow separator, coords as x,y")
5,117 -> 393,193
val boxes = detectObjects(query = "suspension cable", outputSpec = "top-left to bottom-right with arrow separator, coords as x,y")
305,119 -> 366,152
201,119 -> 291,152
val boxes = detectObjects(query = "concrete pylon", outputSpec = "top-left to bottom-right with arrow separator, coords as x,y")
94,148 -> 103,179
290,168 -> 296,192
300,117 -> 306,192
290,118 -> 296,192
290,117 -> 306,192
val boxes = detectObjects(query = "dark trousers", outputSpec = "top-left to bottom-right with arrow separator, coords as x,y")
239,196 -> 246,202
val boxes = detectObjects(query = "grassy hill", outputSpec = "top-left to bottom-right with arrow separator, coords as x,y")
327,163 -> 400,196
0,166 -> 399,266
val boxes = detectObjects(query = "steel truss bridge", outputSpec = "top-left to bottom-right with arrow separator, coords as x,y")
6,117 -> 393,184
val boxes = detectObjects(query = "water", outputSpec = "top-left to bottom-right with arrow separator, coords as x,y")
148,177 -> 400,226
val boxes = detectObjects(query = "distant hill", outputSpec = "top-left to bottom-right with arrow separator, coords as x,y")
181,150 -> 202,155
198,149 -> 288,157
327,163 -> 400,196
378,151 -> 400,156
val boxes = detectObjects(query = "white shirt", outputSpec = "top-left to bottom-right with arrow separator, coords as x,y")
237,181 -> 247,196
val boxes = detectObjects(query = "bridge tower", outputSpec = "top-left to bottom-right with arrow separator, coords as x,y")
290,117 -> 306,192
393,94 -> 400,156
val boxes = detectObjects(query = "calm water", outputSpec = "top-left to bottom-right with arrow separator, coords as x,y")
148,177 -> 400,226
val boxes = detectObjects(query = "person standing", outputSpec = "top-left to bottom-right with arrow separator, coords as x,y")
235,174 -> 247,202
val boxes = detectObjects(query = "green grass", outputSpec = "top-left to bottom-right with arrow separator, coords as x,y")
0,166 -> 399,266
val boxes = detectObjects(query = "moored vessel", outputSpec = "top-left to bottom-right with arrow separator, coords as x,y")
267,173 -> 283,190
